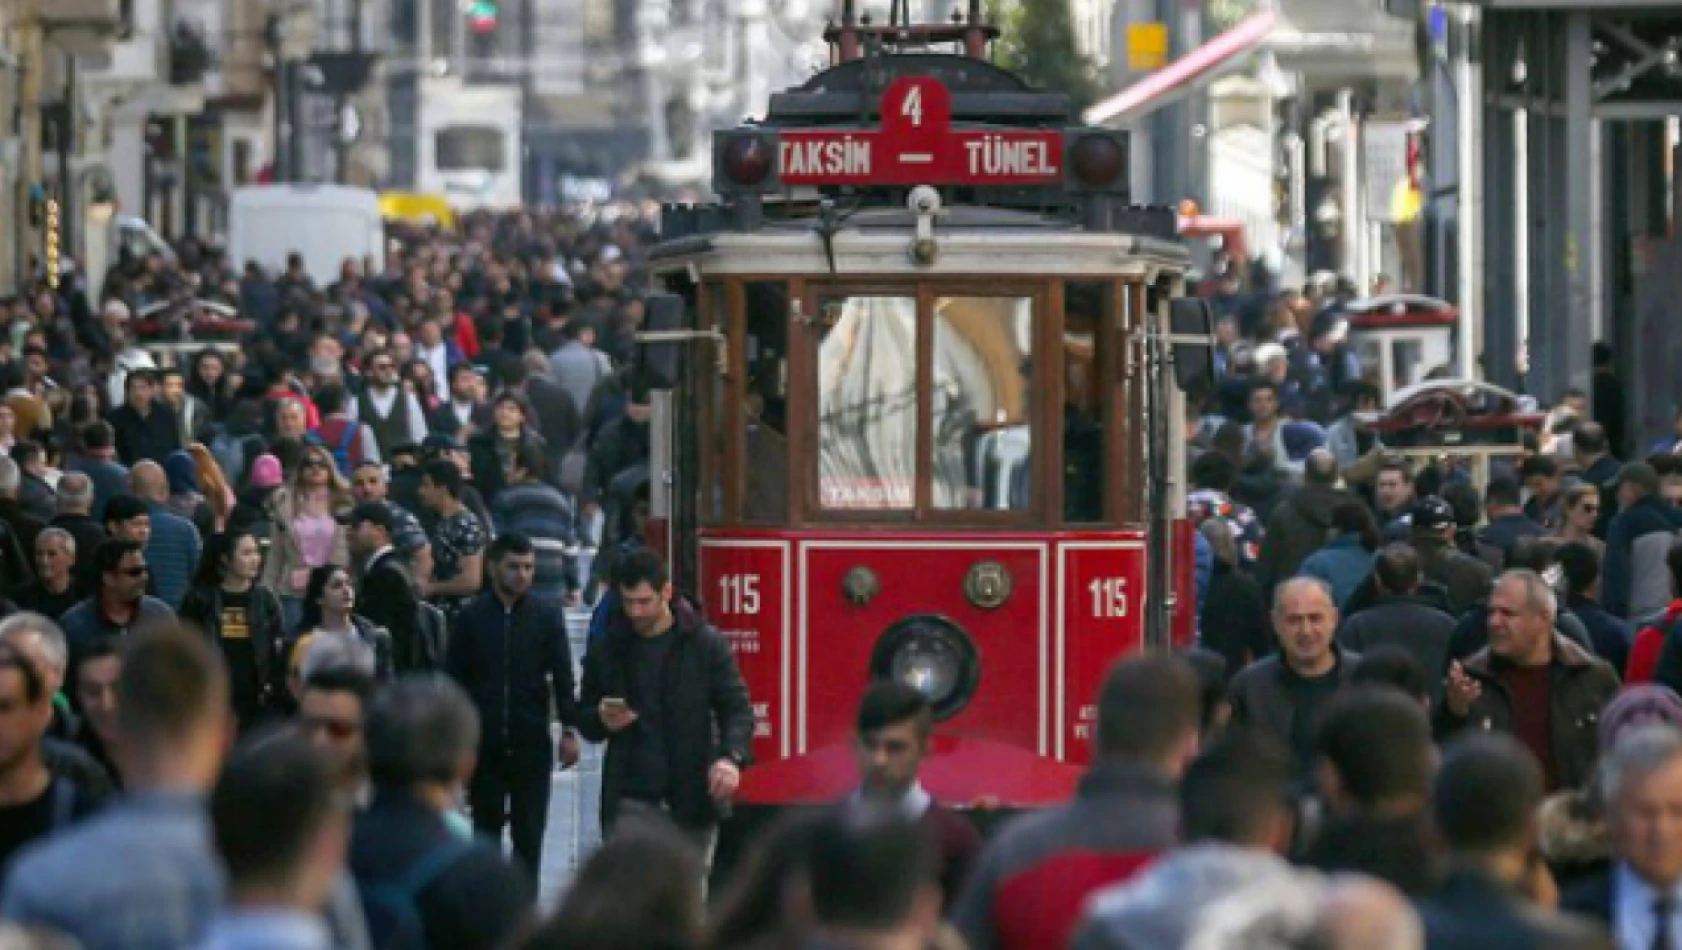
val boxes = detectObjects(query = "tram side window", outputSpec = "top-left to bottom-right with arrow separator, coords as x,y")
816,295 -> 918,512
704,283 -> 727,524
1064,283 -> 1107,524
931,296 -> 1034,511
742,282 -> 790,523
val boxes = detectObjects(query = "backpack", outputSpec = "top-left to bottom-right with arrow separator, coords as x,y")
359,838 -> 475,950
412,600 -> 449,671
308,419 -> 361,475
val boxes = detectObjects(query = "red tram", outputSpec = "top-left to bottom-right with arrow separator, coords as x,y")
634,1 -> 1212,833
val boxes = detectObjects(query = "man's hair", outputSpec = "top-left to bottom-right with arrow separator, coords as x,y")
1329,500 -> 1378,550
1095,653 -> 1201,761
1190,451 -> 1238,493
1316,688 -> 1433,808
313,383 -> 348,416
1350,647 -> 1429,704
856,680 -> 932,740
365,674 -> 479,788
9,440 -> 42,467
80,420 -> 114,451
125,368 -> 159,389
1600,725 -> 1682,805
1304,449 -> 1339,486
1519,456 -> 1559,480
419,458 -> 463,498
211,728 -> 341,890
36,526 -> 73,557
92,538 -> 144,576
1484,476 -> 1523,510
103,493 -> 149,527
0,642 -> 46,706
1505,537 -> 1561,576
807,803 -> 938,931
1433,733 -> 1543,856
1573,422 -> 1609,455
1248,378 -> 1279,399
1180,727 -> 1293,844
1557,542 -> 1601,598
77,634 -> 122,674
0,612 -> 68,678
1180,647 -> 1229,733
1372,543 -> 1422,595
487,530 -> 535,563
56,473 -> 92,511
302,666 -> 377,705
1375,459 -> 1413,483
614,548 -> 670,592
118,625 -> 229,752
532,818 -> 704,950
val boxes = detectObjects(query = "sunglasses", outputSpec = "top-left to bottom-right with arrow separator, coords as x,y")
304,458 -> 329,469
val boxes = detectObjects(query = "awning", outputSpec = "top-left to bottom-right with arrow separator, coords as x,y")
1084,10 -> 1278,127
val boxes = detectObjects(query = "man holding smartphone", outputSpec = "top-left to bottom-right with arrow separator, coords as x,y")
577,549 -> 754,861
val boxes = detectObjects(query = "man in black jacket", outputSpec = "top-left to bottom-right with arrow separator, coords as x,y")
577,549 -> 753,856
106,370 -> 182,466
344,502 -> 428,671
446,531 -> 581,879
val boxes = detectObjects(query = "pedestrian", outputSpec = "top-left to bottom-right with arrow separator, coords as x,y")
199,730 -> 350,950
1406,495 -> 1495,616
351,350 -> 429,460
65,421 -> 128,522
259,443 -> 352,633
953,653 -> 1201,950
130,459 -> 203,610
287,565 -> 392,689
577,549 -> 753,860
0,642 -> 99,881
349,675 -> 534,950
1197,518 -> 1273,679
1556,541 -> 1634,676
1296,500 -> 1378,610
179,530 -> 289,732
849,680 -> 982,910
1255,449 -> 1354,598
13,528 -> 84,621
295,668 -> 378,950
797,804 -> 945,950
58,539 -> 176,680
1605,461 -> 1682,620
107,369 -> 182,466
347,462 -> 431,582
0,612 -> 117,797
446,531 -> 582,880
490,443 -> 580,604
518,816 -> 705,950
1335,544 -> 1456,703
343,503 -> 430,671
1228,577 -> 1359,772
416,459 -> 486,616
1296,688 -> 1436,895
70,634 -> 121,786
1415,733 -> 1611,949
2,626 -> 233,950
1073,728 -> 1302,950
1438,570 -> 1620,792
1476,476 -> 1548,568
47,472 -> 106,585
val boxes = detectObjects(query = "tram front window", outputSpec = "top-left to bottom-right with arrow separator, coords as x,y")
743,282 -> 790,523
817,295 -> 918,511
932,296 -> 1034,511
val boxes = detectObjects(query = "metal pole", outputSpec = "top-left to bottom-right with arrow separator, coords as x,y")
1454,4 -> 1481,380
19,0 -> 45,284
1339,89 -> 1361,286
60,52 -> 75,257
1563,10 -> 1593,398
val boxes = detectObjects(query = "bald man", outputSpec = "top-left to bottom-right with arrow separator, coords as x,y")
1229,577 -> 1360,772
129,462 -> 200,610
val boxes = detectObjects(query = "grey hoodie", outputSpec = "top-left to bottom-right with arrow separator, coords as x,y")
1071,844 -> 1308,950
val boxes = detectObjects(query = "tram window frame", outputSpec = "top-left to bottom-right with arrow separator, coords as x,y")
788,280 -> 1052,528
701,281 -> 728,527
1062,280 -> 1112,527
741,281 -> 794,525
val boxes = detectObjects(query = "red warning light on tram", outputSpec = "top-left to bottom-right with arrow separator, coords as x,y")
777,76 -> 1065,187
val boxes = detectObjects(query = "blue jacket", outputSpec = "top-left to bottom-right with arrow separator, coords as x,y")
1297,534 -> 1373,610
144,503 -> 202,611
1605,496 -> 1682,619
445,590 -> 578,754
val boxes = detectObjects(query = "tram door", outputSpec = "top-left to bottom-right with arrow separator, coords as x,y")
640,286 -> 706,595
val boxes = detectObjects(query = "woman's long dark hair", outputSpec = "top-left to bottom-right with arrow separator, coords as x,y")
1329,499 -> 1382,552
296,564 -> 351,632
191,529 -> 260,590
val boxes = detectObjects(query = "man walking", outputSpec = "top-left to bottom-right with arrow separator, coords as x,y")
577,550 -> 753,857
447,532 -> 581,880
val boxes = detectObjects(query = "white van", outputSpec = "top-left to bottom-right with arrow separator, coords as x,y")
227,185 -> 384,287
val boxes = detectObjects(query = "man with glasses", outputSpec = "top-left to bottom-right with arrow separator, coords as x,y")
59,540 -> 176,687
349,348 -> 428,461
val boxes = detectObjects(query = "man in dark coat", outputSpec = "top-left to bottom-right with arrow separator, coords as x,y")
345,502 -> 428,671
1254,449 -> 1354,600
106,369 -> 182,466
1336,543 -> 1457,704
576,549 -> 753,850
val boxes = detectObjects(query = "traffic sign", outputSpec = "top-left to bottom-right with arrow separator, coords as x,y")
776,76 -> 1065,187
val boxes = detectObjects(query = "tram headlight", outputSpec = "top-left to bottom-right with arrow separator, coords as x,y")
870,615 -> 980,722
1069,133 -> 1127,190
720,134 -> 774,188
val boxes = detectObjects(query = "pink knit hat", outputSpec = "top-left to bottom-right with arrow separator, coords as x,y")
248,454 -> 284,489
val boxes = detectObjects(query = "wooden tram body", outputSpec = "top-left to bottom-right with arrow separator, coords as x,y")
635,2 -> 1210,827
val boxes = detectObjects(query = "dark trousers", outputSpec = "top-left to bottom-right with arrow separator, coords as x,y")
468,747 -> 552,881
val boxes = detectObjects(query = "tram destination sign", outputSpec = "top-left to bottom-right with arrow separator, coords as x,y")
777,76 -> 1064,187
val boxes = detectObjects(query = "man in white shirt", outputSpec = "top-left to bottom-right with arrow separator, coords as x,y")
348,350 -> 428,459
1564,725 -> 1682,947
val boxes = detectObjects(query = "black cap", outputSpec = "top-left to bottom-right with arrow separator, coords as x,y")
339,501 -> 396,531
1409,496 -> 1456,533
1615,461 -> 1662,495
